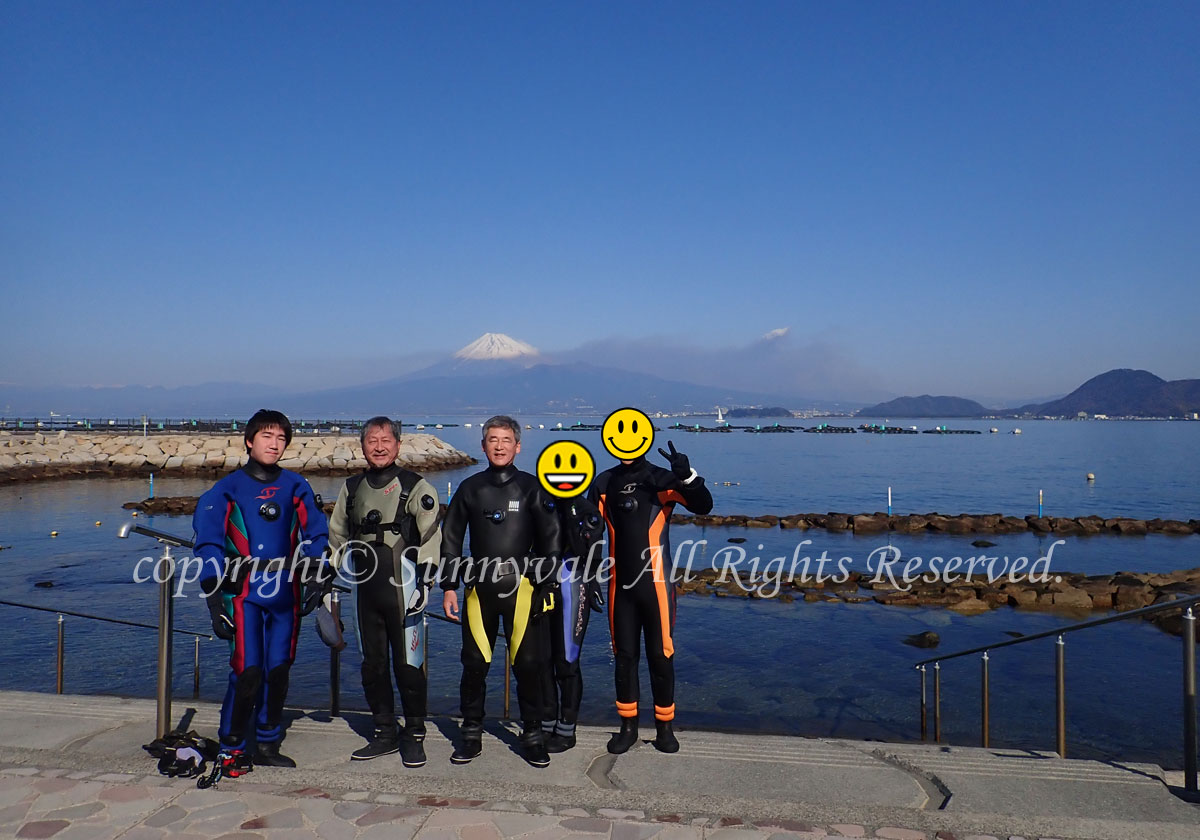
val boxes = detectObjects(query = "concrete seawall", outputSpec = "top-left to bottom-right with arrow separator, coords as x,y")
0,431 -> 476,482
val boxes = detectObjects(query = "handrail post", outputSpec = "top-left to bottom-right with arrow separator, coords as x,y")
919,665 -> 927,741
1056,635 -> 1066,758
193,636 -> 200,699
1184,608 -> 1197,792
981,651 -> 990,748
155,544 -> 175,739
330,592 -> 341,718
56,614 -> 65,694
934,661 -> 942,743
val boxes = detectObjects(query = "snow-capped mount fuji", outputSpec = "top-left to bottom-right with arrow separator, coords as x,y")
453,333 -> 540,361
408,332 -> 544,378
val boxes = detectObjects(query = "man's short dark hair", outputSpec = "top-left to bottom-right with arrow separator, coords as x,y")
361,416 -> 402,446
482,415 -> 521,443
244,409 -> 293,451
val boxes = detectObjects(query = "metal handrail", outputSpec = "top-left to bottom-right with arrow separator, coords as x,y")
112,522 -> 517,734
0,597 -> 209,701
914,592 -> 1200,667
0,598 -> 210,637
914,592 -> 1200,792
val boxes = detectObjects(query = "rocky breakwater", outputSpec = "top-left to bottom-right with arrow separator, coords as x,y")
673,511 -> 1200,536
675,566 -> 1200,638
0,431 -> 475,482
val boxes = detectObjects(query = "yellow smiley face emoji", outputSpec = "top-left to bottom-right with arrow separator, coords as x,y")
601,407 -> 654,460
536,440 -> 596,498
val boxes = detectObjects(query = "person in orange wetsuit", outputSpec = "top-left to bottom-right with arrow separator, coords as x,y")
589,434 -> 712,754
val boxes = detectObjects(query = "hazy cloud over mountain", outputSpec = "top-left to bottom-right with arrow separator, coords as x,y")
552,329 -> 888,405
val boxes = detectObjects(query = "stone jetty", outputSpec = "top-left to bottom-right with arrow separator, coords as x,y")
674,511 -> 1200,535
676,565 -> 1200,635
0,431 -> 475,482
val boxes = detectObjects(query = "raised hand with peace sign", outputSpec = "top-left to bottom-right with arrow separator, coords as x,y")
657,440 -> 697,484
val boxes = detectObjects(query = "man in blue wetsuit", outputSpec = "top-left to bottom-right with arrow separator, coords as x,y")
194,409 -> 330,775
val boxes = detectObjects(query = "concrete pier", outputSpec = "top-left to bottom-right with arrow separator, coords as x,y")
0,690 -> 1197,839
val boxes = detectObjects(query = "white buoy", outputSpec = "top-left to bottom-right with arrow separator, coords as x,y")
989,428 -> 999,434
1011,428 -> 1022,435
435,424 -> 443,429
50,531 -> 58,537
464,423 -> 472,428
94,521 -> 101,527
1087,473 -> 1095,482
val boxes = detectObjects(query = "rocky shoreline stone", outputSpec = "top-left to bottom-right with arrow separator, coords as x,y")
673,566 -> 1200,637
676,511 -> 1200,535
0,431 -> 475,483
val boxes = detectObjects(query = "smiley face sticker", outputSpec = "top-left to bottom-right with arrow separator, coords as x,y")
536,440 -> 596,498
601,407 -> 654,461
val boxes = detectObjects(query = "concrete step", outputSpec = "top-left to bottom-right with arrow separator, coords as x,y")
0,690 -> 1197,840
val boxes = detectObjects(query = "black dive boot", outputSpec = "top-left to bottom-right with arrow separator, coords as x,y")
653,720 -> 679,754
546,721 -> 577,753
404,718 -> 427,743
606,718 -> 639,755
450,722 -> 483,765
520,723 -> 550,768
399,732 -> 427,768
253,740 -> 297,767
351,730 -> 400,761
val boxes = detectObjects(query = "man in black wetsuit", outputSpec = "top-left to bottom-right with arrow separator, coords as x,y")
328,417 -> 441,767
590,409 -> 712,755
441,416 -> 561,767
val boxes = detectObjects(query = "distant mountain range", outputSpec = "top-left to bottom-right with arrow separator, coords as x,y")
857,369 -> 1200,418
0,382 -> 288,418
856,395 -> 990,418
5,342 -> 1195,420
0,334 -> 795,418
1013,369 -> 1200,417
283,361 -> 789,417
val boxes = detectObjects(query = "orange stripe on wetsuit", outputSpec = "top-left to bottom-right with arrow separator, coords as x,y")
645,505 -> 673,658
597,493 -> 619,654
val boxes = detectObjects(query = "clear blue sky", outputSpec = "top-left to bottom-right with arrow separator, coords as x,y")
2,1 -> 1196,403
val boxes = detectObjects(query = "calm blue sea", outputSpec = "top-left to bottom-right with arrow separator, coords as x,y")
1,417 -> 1198,765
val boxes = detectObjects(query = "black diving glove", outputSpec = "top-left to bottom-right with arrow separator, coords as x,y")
405,583 -> 429,617
530,581 -> 556,620
205,591 -> 235,641
301,577 -> 332,617
588,579 -> 605,613
299,560 -> 333,616
658,440 -> 696,483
